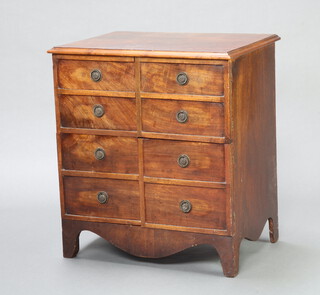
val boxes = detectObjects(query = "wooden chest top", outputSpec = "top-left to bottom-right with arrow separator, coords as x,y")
48,31 -> 280,59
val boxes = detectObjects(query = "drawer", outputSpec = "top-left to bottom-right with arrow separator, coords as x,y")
61,134 -> 138,174
142,99 -> 224,137
141,63 -> 224,96
57,60 -> 135,91
143,139 -> 225,182
64,176 -> 140,220
59,95 -> 136,130
145,183 -> 226,229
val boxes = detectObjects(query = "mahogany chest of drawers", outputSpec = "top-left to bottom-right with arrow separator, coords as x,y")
48,32 -> 280,277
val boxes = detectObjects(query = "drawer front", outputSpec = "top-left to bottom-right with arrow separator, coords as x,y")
61,134 -> 138,174
64,176 -> 140,220
141,63 -> 224,95
142,99 -> 224,136
145,183 -> 226,229
60,95 -> 136,130
143,139 -> 225,182
58,60 -> 135,91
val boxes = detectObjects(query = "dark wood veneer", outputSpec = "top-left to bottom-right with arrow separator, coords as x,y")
140,62 -> 224,95
143,139 -> 225,182
61,134 -> 138,174
142,99 -> 225,137
59,95 -> 136,130
145,183 -> 226,229
58,59 -> 135,91
64,176 -> 140,220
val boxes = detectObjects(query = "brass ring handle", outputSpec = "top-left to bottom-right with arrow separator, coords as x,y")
97,191 -> 109,204
94,148 -> 105,160
176,72 -> 188,86
177,154 -> 190,168
180,200 -> 192,213
91,69 -> 102,82
93,104 -> 105,118
176,110 -> 188,123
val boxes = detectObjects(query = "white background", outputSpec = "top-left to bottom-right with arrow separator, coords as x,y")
1,0 -> 319,294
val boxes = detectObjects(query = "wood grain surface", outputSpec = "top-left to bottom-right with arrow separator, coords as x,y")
143,139 -> 225,182
62,219 -> 241,277
231,44 -> 279,243
141,62 -> 224,95
59,95 -> 136,130
58,59 -> 135,91
145,183 -> 226,229
64,176 -> 140,220
61,134 -> 138,174
49,31 -> 280,60
142,98 -> 225,136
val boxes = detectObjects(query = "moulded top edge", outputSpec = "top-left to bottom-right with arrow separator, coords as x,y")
47,32 -> 280,60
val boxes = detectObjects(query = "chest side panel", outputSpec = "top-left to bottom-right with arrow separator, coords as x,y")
231,44 -> 278,239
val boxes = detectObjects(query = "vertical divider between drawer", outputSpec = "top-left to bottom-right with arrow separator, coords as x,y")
135,57 -> 142,136
135,57 -> 146,225
138,138 -> 145,225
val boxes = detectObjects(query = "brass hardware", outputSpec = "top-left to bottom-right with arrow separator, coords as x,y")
97,191 -> 109,204
94,148 -> 105,160
176,110 -> 188,123
93,104 -> 105,117
90,69 -> 102,82
180,200 -> 192,213
176,72 -> 188,86
177,154 -> 190,168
